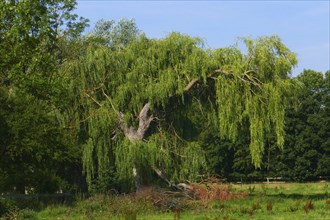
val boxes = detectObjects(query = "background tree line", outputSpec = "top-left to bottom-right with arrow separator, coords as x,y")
0,0 -> 329,194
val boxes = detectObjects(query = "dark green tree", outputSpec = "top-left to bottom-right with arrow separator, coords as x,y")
273,69 -> 330,181
0,0 -> 88,96
0,0 -> 88,193
0,91 -> 84,193
318,70 -> 330,178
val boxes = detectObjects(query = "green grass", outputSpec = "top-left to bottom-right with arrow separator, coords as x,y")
2,182 -> 329,220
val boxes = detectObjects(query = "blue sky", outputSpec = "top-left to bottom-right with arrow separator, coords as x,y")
75,1 -> 330,76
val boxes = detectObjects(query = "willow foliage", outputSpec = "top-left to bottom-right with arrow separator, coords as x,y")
64,32 -> 298,189
215,36 -> 299,166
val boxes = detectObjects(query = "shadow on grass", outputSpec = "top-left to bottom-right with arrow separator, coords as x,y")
262,193 -> 328,200
0,194 -> 76,216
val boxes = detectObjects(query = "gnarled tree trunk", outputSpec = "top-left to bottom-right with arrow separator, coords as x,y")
119,102 -> 154,191
117,77 -> 207,191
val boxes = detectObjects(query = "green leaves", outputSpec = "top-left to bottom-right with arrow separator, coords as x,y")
0,0 -> 89,102
0,0 -> 89,193
0,2 -> 325,192
87,18 -> 139,47
285,69 -> 330,181
214,36 -> 299,167
69,28 -> 299,189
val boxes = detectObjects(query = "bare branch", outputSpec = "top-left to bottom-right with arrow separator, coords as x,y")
183,78 -> 199,92
243,71 -> 263,89
85,83 -> 104,94
84,92 -> 102,107
102,88 -> 120,116
181,70 -> 223,93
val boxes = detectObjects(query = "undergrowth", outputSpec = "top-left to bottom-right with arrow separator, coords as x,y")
1,182 -> 329,219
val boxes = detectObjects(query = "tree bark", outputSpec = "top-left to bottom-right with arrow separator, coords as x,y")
120,103 -> 153,142
118,103 -> 153,191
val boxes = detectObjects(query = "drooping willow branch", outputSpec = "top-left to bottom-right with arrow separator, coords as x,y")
97,68 -> 264,143
74,34 -> 298,192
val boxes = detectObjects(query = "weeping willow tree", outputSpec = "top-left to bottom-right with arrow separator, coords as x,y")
63,32 -> 299,191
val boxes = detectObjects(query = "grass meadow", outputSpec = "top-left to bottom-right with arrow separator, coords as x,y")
1,182 -> 329,220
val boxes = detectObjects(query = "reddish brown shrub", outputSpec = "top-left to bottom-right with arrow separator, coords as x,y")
304,201 -> 314,213
122,178 -> 247,210
185,182 -> 246,206
266,201 -> 273,212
